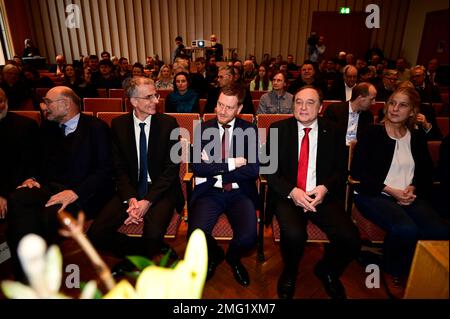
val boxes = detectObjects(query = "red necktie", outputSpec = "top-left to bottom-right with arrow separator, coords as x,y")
221,124 -> 232,192
297,128 -> 311,191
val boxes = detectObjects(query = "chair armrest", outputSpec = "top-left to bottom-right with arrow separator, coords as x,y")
183,172 -> 193,183
348,176 -> 360,185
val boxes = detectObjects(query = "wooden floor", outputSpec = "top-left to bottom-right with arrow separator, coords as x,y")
0,220 -> 390,299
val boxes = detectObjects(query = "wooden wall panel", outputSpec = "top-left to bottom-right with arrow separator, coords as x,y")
22,0 -> 411,65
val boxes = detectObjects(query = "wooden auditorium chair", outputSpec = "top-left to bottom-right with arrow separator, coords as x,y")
83,98 -> 123,115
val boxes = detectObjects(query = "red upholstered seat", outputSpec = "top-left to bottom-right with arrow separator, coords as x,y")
83,98 -> 123,115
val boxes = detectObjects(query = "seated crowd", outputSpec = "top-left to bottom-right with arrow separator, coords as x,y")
0,45 -> 448,299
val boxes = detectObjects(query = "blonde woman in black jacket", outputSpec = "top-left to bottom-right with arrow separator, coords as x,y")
350,86 -> 448,298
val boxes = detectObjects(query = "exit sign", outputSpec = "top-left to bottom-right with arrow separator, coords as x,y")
339,7 -> 350,14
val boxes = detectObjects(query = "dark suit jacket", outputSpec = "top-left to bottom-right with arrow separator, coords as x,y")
38,113 -> 114,212
350,124 -> 434,200
264,117 -> 347,224
327,79 -> 346,101
111,112 -> 184,212
191,117 -> 259,208
324,101 -> 374,142
0,112 -> 39,197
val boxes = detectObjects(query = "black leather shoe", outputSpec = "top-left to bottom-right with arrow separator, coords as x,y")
226,259 -> 250,287
314,266 -> 347,299
111,259 -> 137,279
277,271 -> 296,299
206,247 -> 225,281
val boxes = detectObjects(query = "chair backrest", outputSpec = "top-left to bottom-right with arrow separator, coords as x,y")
321,100 -> 342,116
371,101 -> 385,116
109,89 -> 125,99
253,99 -> 260,113
427,141 -> 441,168
96,88 -> 108,98
157,89 -> 172,99
14,98 -> 35,111
436,117 -> 449,137
203,113 -> 254,123
82,111 -> 94,116
199,99 -> 207,116
167,113 -> 201,142
35,87 -> 50,101
256,114 -> 293,145
83,98 -> 123,115
250,90 -> 268,100
10,110 -> 41,125
96,111 -> 127,127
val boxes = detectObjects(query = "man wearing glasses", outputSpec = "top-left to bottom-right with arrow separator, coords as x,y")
88,77 -> 184,268
187,85 -> 259,287
6,86 -> 114,281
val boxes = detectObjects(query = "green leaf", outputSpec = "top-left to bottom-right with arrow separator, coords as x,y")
126,256 -> 154,270
159,250 -> 172,267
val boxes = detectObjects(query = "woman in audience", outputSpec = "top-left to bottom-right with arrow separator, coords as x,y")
62,64 -> 83,88
350,86 -> 448,299
75,67 -> 98,98
155,64 -> 174,90
165,72 -> 199,113
250,65 -> 272,92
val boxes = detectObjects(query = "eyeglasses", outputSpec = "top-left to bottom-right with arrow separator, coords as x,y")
216,101 -> 238,112
41,98 -> 66,106
134,93 -> 160,101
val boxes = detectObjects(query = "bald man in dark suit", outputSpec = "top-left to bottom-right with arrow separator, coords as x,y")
265,86 -> 360,299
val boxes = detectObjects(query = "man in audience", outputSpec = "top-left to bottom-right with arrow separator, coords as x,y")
264,86 -> 360,299
205,66 -> 254,114
257,71 -> 293,114
207,34 -> 224,62
0,64 -> 34,110
242,60 -> 257,87
376,69 -> 398,101
324,82 -> 376,148
48,55 -> 66,78
410,65 -> 442,104
94,59 -> 122,89
101,51 -> 111,61
328,65 -> 358,101
0,88 -> 39,220
188,85 -> 259,287
288,62 -> 327,96
88,77 -> 184,264
287,54 -> 299,71
395,57 -> 410,82
6,86 -> 114,280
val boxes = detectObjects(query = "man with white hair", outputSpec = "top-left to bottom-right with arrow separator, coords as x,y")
328,65 -> 358,101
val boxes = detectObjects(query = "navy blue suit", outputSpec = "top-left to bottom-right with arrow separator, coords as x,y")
188,117 -> 259,263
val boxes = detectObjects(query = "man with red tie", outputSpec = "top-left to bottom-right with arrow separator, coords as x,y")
264,86 -> 360,299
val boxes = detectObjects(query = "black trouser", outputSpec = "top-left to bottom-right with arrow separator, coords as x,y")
6,186 -> 83,280
87,193 -> 176,259
275,197 -> 361,277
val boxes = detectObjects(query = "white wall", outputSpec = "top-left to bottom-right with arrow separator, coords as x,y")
401,0 -> 449,65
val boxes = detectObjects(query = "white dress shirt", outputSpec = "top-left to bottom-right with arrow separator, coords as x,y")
195,118 -> 239,189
